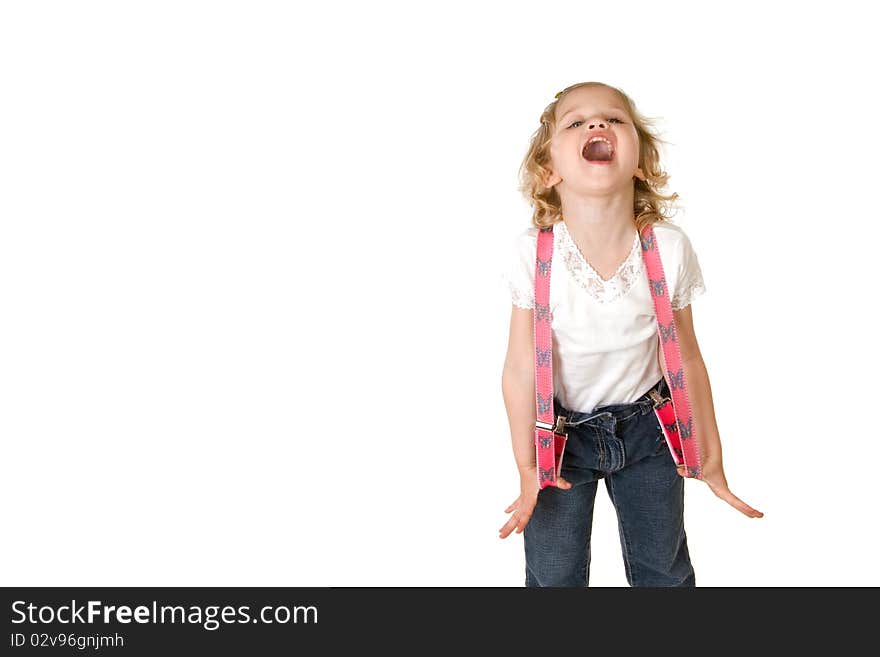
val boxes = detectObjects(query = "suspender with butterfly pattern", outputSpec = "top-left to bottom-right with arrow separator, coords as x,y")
533,223 -> 703,490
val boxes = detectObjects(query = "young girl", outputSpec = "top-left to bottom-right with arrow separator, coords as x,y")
498,81 -> 763,587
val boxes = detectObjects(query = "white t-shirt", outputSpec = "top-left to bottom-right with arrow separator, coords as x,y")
501,219 -> 706,413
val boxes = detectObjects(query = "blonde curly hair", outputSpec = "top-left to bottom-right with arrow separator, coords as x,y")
518,81 -> 680,233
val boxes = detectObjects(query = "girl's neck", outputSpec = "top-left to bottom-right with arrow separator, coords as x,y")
558,191 -> 637,248
561,211 -> 638,251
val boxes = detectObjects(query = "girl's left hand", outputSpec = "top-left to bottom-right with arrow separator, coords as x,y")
677,460 -> 764,518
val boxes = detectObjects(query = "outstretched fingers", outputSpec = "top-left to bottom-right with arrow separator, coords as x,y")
499,509 -> 531,538
499,497 -> 521,538
677,465 -> 764,518
718,487 -> 764,518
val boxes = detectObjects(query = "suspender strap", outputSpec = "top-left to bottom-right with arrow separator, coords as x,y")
533,227 -> 567,489
639,225 -> 703,479
531,223 -> 703,489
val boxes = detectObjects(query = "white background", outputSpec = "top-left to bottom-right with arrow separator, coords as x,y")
1,0 -> 877,586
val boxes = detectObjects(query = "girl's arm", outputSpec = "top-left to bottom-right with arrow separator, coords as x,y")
501,306 -> 538,474
498,305 -> 572,539
661,304 -> 721,467
662,304 -> 764,518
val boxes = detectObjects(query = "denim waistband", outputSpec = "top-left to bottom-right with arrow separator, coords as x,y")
553,376 -> 670,427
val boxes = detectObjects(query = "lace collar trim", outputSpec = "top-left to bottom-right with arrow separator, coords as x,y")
556,221 -> 642,303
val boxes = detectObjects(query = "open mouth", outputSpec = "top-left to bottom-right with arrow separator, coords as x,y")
582,136 -> 615,162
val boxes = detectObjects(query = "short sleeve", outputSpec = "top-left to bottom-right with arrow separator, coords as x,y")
500,228 -> 537,309
671,230 -> 707,310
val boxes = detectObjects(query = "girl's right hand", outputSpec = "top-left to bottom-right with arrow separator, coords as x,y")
498,466 -> 572,538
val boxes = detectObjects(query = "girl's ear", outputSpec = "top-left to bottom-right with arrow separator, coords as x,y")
543,168 -> 561,188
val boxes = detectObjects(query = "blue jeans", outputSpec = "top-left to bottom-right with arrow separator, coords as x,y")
524,376 -> 696,587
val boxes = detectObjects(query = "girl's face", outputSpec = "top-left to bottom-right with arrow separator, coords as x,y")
545,86 -> 643,192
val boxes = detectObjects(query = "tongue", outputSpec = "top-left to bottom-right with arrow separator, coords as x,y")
584,140 -> 613,161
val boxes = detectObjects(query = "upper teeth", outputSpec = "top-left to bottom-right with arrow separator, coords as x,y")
586,136 -> 613,149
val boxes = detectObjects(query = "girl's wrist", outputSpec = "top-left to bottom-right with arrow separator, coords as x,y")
701,455 -> 723,473
517,462 -> 537,475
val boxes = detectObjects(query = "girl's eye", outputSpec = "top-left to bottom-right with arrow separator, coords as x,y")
568,117 -> 624,128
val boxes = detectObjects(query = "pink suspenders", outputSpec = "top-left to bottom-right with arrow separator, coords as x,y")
533,223 -> 703,489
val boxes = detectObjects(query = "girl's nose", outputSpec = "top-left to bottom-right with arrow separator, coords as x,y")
587,119 -> 607,130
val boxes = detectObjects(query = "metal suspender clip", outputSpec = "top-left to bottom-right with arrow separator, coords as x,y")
648,389 -> 671,409
535,414 -> 568,436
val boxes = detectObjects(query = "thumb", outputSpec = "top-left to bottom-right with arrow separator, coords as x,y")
557,476 -> 572,489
